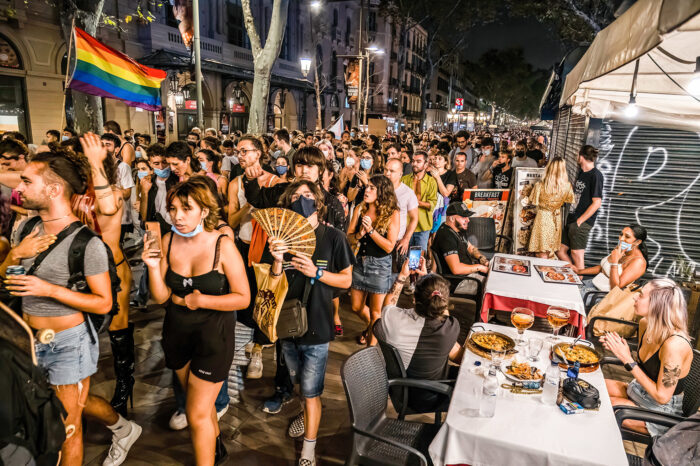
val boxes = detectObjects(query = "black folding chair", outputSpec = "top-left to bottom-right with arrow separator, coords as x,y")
465,217 -> 512,258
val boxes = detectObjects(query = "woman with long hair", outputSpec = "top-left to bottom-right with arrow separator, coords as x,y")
527,157 -> 574,258
143,179 -> 249,464
602,278 -> 693,436
345,149 -> 381,204
348,174 -> 400,346
196,148 -> 228,200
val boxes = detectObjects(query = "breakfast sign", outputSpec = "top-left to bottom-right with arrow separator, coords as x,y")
462,189 -> 510,236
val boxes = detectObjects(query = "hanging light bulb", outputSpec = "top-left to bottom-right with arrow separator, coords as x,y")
624,59 -> 640,119
687,56 -> 700,96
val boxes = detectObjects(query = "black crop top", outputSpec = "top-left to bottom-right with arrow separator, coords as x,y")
638,331 -> 691,396
358,230 -> 391,258
165,234 -> 230,299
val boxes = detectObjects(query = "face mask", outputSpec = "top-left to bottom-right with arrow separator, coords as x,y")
515,150 -> 525,158
350,132 -> 355,137
137,170 -> 149,180
345,157 -> 356,168
154,167 -> 171,178
171,222 -> 203,238
136,150 -> 143,159
275,165 -> 288,175
61,135 -> 70,142
482,149 -> 492,156
321,149 -> 331,159
360,159 -> 373,171
619,241 -> 633,252
290,196 -> 317,218
200,161 -> 208,171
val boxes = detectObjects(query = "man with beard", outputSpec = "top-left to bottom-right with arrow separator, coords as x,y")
431,202 -> 489,294
100,134 -> 135,244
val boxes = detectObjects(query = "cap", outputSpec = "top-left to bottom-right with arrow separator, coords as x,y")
445,202 -> 475,218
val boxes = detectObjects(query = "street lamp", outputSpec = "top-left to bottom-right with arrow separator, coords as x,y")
310,0 -> 322,10
300,57 -> 312,78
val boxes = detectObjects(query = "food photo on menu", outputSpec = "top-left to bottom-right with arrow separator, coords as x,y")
492,256 -> 531,276
534,265 -> 583,285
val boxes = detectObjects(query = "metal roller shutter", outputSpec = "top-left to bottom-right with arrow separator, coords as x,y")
563,113 -> 587,184
554,107 -> 570,160
582,119 -> 700,278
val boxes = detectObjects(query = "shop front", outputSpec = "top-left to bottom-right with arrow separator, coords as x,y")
0,34 -> 28,137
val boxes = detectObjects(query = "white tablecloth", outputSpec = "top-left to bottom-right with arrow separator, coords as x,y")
485,254 -> 586,316
429,324 -> 628,466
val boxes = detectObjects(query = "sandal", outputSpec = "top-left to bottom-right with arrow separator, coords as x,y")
356,327 -> 368,345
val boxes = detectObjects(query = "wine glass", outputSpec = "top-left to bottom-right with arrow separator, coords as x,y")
546,306 -> 570,343
511,307 -> 534,345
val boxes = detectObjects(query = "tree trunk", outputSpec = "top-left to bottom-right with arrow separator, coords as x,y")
59,0 -> 105,133
249,67 -> 271,135
315,71 -> 322,130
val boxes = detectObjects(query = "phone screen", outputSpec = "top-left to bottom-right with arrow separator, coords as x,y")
408,247 -> 421,270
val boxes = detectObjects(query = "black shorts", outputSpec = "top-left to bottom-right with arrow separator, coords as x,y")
162,304 -> 236,383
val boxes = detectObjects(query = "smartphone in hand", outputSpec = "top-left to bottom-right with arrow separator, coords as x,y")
145,221 -> 162,258
408,246 -> 421,270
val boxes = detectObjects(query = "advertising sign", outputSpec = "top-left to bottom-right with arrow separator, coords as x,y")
512,167 -> 545,255
455,98 -> 464,107
345,59 -> 360,103
170,0 -> 194,51
462,189 -> 510,236
231,104 -> 246,113
185,100 -> 197,110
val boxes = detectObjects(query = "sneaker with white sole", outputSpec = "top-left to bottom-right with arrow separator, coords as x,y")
216,404 -> 229,421
262,390 -> 293,414
169,410 -> 187,430
298,458 -> 315,466
103,421 -> 142,466
247,350 -> 263,379
288,412 -> 305,438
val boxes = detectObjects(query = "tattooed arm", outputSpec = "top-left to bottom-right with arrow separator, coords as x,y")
383,272 -> 408,308
467,242 -> 490,267
80,133 -> 123,217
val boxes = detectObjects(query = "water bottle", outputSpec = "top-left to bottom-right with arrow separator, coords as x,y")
480,366 -> 498,417
460,361 -> 483,417
542,361 -> 561,405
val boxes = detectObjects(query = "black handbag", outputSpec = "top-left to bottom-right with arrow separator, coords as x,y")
276,278 -> 311,339
563,377 -> 601,409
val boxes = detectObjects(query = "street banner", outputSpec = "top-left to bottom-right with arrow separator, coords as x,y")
327,115 -> 343,140
220,112 -> 230,134
462,189 -> 509,236
345,59 -> 360,103
512,167 -> 545,255
170,0 -> 194,51
68,27 -> 166,111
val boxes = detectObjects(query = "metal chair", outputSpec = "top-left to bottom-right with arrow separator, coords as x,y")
373,320 -> 455,424
429,246 -> 484,305
586,316 -> 640,353
605,348 -> 700,446
464,217 -> 512,258
341,346 -> 448,466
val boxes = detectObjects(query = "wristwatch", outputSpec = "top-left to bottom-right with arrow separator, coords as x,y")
311,268 -> 324,285
624,361 -> 638,371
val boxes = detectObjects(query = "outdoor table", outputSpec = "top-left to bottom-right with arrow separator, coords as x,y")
480,253 -> 587,337
428,323 -> 628,466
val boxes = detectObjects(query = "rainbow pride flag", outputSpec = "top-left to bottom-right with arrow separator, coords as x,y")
69,27 -> 166,111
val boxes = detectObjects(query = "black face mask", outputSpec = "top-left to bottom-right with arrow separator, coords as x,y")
290,196 -> 317,218
516,150 -> 526,158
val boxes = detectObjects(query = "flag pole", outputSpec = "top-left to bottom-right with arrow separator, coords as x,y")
192,0 -> 204,128
60,17 -> 76,132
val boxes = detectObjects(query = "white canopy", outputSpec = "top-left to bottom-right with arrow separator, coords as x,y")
561,0 -> 700,131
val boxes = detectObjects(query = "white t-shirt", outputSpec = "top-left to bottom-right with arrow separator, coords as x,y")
154,176 -> 172,225
395,182 -> 418,240
117,161 -> 135,225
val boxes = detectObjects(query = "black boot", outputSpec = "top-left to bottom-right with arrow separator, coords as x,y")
108,323 -> 135,417
214,434 -> 228,465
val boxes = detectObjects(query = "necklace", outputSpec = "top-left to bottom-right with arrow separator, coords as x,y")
43,213 -> 72,223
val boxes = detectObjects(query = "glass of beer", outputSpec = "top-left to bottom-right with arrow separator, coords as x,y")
546,306 -> 570,343
511,307 -> 534,345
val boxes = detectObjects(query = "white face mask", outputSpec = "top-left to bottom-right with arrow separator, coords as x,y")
482,149 -> 492,156
345,157 -> 356,168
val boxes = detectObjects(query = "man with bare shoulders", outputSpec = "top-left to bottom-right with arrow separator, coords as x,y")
103,120 -> 135,166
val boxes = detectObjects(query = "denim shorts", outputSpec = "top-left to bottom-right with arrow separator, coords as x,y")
409,230 -> 431,252
627,379 -> 684,437
281,340 -> 330,398
34,322 -> 98,386
352,255 -> 393,294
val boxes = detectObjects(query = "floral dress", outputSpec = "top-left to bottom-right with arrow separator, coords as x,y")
527,181 -> 574,254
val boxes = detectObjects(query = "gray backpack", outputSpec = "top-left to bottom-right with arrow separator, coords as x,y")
644,412 -> 700,465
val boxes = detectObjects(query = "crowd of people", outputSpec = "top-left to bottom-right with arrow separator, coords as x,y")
0,122 -> 693,465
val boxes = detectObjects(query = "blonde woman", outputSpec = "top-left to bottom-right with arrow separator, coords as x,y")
527,157 -> 574,258
602,278 -> 693,436
348,175 -> 400,346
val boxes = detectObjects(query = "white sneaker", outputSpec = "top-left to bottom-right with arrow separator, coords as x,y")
247,350 -> 263,379
103,420 -> 142,466
169,410 -> 188,430
217,404 -> 229,421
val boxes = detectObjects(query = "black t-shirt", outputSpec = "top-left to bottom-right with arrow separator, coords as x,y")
262,224 -> 355,344
439,170 -> 458,195
432,224 -> 473,288
568,167 -> 604,225
491,164 -> 514,189
402,162 -> 412,176
450,169 -> 477,202
526,149 -> 544,164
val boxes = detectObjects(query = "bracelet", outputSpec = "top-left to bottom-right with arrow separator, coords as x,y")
396,277 -> 407,284
94,184 -> 111,190
608,263 -> 620,266
368,229 -> 375,236
271,269 -> 283,277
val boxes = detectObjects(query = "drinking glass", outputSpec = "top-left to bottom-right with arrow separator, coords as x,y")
511,307 -> 534,345
546,306 -> 570,343
527,338 -> 544,362
491,348 -> 506,370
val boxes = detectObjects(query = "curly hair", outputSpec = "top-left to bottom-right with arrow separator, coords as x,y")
31,148 -> 91,196
357,174 -> 398,235
166,177 -> 221,231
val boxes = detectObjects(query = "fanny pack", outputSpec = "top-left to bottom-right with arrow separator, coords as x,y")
563,377 -> 601,409
276,278 -> 311,339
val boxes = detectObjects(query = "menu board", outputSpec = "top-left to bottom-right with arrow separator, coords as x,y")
534,265 -> 582,285
462,189 -> 510,236
512,168 -> 545,255
492,256 -> 531,276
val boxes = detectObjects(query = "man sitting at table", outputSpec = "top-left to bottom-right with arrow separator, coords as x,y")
431,202 -> 489,294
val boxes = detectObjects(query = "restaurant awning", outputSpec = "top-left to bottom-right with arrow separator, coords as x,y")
560,0 -> 700,132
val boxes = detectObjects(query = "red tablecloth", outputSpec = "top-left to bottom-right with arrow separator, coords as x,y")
481,293 -> 586,337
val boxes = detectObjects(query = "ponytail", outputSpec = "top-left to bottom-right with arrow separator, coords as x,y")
627,224 -> 649,263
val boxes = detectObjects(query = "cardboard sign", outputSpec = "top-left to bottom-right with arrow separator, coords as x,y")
368,118 -> 387,136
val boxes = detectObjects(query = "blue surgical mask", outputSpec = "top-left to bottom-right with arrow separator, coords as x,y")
171,222 -> 203,238
61,135 -> 70,142
360,159 -> 373,171
200,161 -> 208,171
619,241 -> 633,252
135,150 -> 143,159
290,196 -> 317,218
154,167 -> 171,178
137,170 -> 149,179
275,165 -> 288,175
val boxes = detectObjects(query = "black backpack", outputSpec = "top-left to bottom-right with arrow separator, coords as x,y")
16,217 -> 121,341
0,338 -> 66,466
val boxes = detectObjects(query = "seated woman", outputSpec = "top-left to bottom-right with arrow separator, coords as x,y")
379,258 -> 466,410
602,278 -> 693,437
577,224 -> 648,299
